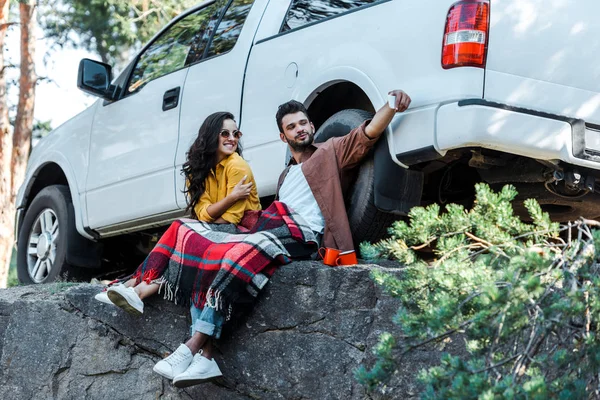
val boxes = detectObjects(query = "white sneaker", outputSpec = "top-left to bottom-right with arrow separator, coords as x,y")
107,284 -> 144,315
153,344 -> 193,380
94,290 -> 114,306
173,353 -> 223,387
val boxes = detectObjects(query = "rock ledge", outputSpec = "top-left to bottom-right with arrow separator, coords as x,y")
0,262 -> 441,399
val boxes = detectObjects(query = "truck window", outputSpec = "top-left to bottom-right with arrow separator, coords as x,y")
127,4 -> 222,94
206,0 -> 255,58
282,0 -> 380,32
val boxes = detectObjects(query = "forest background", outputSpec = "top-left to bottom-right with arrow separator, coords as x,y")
0,0 -> 199,288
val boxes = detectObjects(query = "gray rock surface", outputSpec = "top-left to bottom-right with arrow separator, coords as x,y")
0,261 -> 447,399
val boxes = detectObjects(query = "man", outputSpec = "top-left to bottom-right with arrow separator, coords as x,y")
276,90 -> 411,251
152,90 -> 411,386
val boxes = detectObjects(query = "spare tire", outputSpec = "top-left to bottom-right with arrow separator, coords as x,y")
313,109 -> 398,246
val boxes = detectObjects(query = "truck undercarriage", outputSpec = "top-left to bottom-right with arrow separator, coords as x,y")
416,148 -> 600,222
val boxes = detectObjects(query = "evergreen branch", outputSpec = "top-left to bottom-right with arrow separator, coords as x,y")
487,303 -> 510,366
458,291 -> 482,311
511,224 -> 570,242
410,228 -> 470,250
584,281 -> 591,338
512,308 -> 541,382
580,218 -> 600,228
472,353 -> 522,375
411,239 -> 436,250
464,231 -> 494,248
434,243 -> 484,267
403,319 -> 474,354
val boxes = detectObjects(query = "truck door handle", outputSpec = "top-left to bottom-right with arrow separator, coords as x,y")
162,87 -> 181,111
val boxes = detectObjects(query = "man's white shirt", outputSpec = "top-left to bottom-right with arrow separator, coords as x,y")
278,164 -> 325,234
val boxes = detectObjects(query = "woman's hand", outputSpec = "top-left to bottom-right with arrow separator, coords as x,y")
203,175 -> 253,222
230,175 -> 253,202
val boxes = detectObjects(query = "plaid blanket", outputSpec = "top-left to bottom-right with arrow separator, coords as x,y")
131,201 -> 317,319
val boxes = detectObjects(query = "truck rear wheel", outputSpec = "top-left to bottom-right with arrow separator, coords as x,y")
347,157 -> 398,245
314,109 -> 398,246
17,185 -> 78,284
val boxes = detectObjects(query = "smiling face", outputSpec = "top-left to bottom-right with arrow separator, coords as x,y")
279,111 -> 315,152
216,119 -> 240,162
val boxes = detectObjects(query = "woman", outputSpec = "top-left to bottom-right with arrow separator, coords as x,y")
96,112 -> 316,386
96,111 -> 260,311
94,112 -> 261,382
96,115 -> 259,322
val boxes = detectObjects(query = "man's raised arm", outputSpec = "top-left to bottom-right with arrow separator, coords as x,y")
331,89 -> 411,170
365,90 -> 411,140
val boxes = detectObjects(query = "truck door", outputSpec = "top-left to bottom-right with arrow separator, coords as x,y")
175,0 -> 265,208
85,3 -> 223,230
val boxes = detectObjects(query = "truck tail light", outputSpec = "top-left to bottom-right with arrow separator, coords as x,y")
442,0 -> 490,69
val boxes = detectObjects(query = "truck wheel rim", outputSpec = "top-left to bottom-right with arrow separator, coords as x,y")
27,209 -> 59,283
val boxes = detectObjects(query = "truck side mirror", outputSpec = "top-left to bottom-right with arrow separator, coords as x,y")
77,58 -> 115,100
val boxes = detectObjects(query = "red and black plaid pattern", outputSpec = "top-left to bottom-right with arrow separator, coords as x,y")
131,201 -> 317,317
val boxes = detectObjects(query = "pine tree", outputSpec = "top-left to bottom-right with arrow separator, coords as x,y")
357,183 -> 600,399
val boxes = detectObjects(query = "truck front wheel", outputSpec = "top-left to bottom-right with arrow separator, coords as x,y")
17,185 -> 76,284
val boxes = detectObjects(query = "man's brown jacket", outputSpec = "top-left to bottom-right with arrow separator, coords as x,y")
276,121 -> 376,251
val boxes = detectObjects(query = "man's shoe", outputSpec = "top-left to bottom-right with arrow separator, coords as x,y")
173,353 -> 222,387
107,285 -> 144,315
153,344 -> 193,380
94,290 -> 114,305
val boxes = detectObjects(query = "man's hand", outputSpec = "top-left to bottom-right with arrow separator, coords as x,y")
365,90 -> 412,140
230,176 -> 253,202
388,90 -> 411,113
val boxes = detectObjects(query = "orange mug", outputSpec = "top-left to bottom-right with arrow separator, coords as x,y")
336,250 -> 358,266
318,247 -> 340,266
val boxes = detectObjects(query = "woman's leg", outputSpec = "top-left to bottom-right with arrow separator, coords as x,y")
107,220 -> 187,313
107,279 -> 156,315
153,304 -> 221,380
123,278 -> 136,287
200,339 -> 215,360
167,305 -> 224,386
189,305 -> 224,355
194,305 -> 223,360
132,281 -> 159,300
94,277 -> 138,306
184,332 -> 210,355
184,304 -> 217,354
129,219 -> 186,286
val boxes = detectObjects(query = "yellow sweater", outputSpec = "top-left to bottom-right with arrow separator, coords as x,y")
194,152 -> 261,225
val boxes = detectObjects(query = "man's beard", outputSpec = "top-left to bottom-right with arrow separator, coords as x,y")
287,130 -> 315,152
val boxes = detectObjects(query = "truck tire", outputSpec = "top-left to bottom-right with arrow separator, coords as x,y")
17,185 -> 79,284
347,157 -> 398,245
314,109 -> 398,246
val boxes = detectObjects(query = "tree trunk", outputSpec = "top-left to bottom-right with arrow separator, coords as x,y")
3,0 -> 38,288
0,0 -> 13,288
12,0 -> 37,201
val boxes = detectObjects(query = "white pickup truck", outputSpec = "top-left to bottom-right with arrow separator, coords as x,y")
15,0 -> 600,283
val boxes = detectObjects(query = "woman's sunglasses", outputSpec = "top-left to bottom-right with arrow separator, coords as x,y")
220,130 -> 243,139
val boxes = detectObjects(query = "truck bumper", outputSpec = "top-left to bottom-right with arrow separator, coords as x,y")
433,99 -> 600,169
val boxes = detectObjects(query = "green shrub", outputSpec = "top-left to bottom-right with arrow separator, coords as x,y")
357,183 -> 600,399
7,249 -> 19,288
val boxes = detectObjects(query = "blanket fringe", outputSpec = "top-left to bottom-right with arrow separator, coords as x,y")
206,288 -> 221,311
156,278 -> 186,306
206,288 -> 233,321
